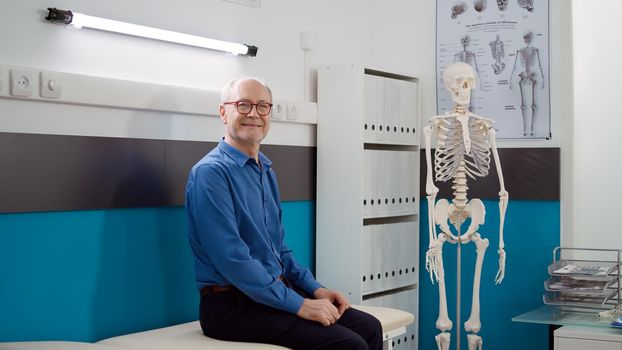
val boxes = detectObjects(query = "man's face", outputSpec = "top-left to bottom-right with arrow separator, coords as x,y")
220,79 -> 271,149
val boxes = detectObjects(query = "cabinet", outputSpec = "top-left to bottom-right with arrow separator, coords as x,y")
316,65 -> 420,350
555,325 -> 622,350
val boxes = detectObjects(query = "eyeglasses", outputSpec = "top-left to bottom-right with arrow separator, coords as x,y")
223,101 -> 273,116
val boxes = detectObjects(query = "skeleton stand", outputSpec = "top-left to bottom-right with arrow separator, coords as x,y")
426,62 -> 508,350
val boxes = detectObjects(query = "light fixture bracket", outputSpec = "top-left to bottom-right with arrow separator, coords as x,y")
45,8 -> 74,25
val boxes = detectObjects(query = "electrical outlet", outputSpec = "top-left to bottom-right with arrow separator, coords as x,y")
286,102 -> 299,121
10,69 -> 35,97
272,101 -> 285,120
40,71 -> 62,99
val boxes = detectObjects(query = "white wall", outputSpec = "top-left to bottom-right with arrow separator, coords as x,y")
0,0 -> 436,146
566,0 -> 622,252
0,1 -> 572,144
1,1 -> 579,236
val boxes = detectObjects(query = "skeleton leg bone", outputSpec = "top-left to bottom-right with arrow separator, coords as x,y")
435,332 -> 451,350
464,233 -> 489,334
432,234 -> 454,333
530,77 -> 537,135
467,334 -> 483,350
519,77 -> 529,136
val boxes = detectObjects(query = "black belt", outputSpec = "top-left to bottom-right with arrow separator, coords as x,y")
200,275 -> 285,297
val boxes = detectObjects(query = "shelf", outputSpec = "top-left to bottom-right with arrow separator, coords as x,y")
544,291 -> 617,309
513,306 -> 616,328
317,65 -> 420,349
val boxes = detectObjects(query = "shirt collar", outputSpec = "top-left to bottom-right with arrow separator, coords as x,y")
218,139 -> 272,168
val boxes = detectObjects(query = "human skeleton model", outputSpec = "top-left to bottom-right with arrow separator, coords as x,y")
510,31 -> 544,136
454,36 -> 481,110
424,62 -> 509,350
496,0 -> 508,11
451,2 -> 467,19
518,0 -> 534,12
489,35 -> 505,75
474,0 -> 487,12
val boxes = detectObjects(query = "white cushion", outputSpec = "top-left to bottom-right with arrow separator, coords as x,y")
97,305 -> 414,350
352,305 -> 415,333
97,321 -> 290,350
0,341 -> 126,350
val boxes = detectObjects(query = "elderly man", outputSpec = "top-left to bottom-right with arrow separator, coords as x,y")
186,77 -> 382,349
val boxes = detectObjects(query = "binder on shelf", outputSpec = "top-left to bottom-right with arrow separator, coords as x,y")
364,74 -> 380,143
383,78 -> 400,144
362,225 -> 383,294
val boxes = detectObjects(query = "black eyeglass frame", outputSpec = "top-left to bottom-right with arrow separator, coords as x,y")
223,101 -> 273,116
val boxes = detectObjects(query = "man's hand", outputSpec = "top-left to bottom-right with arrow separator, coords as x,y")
313,288 -> 351,315
296,298 -> 340,326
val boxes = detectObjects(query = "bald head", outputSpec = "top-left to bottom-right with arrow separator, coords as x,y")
221,78 -> 272,104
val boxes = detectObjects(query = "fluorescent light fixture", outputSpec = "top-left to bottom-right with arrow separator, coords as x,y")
45,8 -> 258,57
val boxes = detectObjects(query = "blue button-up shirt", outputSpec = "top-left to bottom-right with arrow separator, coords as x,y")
186,140 -> 322,314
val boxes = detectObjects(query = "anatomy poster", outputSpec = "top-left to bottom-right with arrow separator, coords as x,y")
436,0 -> 550,139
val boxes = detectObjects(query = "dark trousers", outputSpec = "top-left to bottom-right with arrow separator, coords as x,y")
199,290 -> 383,350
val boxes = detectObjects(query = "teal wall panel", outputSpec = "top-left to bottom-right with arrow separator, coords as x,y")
419,200 -> 560,350
0,201 -> 315,342
0,198 -> 556,349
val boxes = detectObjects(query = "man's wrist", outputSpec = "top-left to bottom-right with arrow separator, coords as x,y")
312,287 -> 328,299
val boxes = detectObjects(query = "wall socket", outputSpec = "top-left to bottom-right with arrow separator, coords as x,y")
286,102 -> 299,121
272,101 -> 285,120
40,71 -> 62,99
10,69 -> 35,97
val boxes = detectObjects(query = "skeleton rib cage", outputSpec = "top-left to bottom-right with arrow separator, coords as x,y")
432,115 -> 492,182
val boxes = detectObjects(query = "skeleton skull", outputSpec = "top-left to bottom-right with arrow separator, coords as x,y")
496,0 -> 508,11
518,0 -> 534,12
451,2 -> 467,19
474,0 -> 487,12
443,62 -> 476,106
460,35 -> 471,49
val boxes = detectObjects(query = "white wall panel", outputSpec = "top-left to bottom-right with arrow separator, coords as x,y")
567,0 -> 622,251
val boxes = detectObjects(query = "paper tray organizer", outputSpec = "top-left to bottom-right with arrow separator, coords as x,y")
543,247 -> 621,312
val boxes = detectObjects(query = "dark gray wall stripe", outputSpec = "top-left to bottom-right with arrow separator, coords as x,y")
419,148 -> 560,200
0,132 -> 558,213
0,133 -> 315,213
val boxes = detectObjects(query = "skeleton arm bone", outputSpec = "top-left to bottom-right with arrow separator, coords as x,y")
509,51 -> 520,89
536,48 -> 545,89
424,121 -> 440,244
424,121 -> 441,283
487,127 -> 509,284
472,55 -> 482,91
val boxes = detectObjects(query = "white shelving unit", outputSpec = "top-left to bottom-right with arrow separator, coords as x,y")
316,65 -> 420,350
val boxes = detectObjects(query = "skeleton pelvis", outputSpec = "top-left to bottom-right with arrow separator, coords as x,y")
434,198 -> 486,242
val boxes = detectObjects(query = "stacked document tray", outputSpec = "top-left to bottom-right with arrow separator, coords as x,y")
543,260 -> 619,310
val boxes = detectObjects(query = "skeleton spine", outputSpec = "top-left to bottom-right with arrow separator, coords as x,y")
452,160 -> 469,210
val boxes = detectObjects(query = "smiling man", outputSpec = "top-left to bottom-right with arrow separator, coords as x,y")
185,78 -> 382,349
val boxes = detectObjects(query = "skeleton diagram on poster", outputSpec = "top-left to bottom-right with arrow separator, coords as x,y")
437,0 -> 550,139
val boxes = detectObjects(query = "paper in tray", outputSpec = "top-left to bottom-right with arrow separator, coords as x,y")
543,291 -> 615,310
548,260 -> 618,277
545,276 -> 616,294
